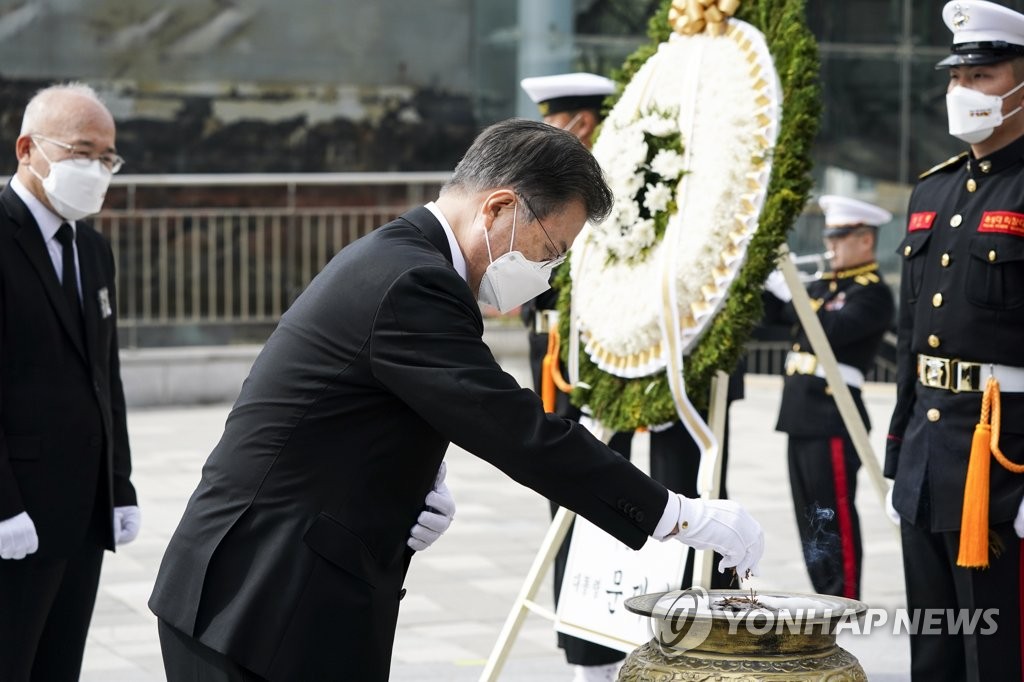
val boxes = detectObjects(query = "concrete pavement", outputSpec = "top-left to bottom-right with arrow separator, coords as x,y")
80,369 -> 911,681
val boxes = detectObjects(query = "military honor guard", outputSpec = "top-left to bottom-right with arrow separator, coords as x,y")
767,195 -> 895,600
886,2 -> 1024,679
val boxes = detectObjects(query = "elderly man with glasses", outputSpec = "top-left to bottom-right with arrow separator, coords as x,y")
0,82 -> 138,681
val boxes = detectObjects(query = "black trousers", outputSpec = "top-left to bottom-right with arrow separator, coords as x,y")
0,475 -> 108,682
901,520 -> 1022,682
159,620 -> 269,682
787,434 -> 862,599
0,540 -> 105,681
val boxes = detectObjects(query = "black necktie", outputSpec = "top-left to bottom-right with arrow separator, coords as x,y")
55,223 -> 84,339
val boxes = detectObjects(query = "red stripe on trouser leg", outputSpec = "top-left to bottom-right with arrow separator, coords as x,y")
829,436 -> 857,600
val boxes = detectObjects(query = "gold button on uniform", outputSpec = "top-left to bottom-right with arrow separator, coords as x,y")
928,334 -> 940,348
927,408 -> 941,422
941,253 -> 950,267
904,245 -> 912,256
950,214 -> 963,227
932,293 -> 943,307
989,250 -> 997,262
967,178 -> 977,192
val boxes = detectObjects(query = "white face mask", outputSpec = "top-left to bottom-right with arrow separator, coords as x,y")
946,79 -> 1024,144
30,141 -> 112,220
477,202 -> 557,313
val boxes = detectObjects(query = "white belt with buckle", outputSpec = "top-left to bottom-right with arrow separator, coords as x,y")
785,351 -> 865,389
918,354 -> 1024,393
534,309 -> 559,335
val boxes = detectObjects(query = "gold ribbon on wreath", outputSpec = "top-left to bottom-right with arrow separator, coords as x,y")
669,0 -> 741,36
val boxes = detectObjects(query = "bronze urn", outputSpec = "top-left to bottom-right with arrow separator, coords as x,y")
619,589 -> 868,681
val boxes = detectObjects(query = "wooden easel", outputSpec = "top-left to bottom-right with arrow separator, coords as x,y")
478,372 -> 731,681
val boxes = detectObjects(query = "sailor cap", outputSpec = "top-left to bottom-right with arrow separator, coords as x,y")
818,195 -> 893,238
520,72 -> 616,116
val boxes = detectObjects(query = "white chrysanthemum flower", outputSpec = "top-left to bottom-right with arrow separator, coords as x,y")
615,200 -> 641,232
631,218 -> 656,249
643,182 -> 673,214
617,172 -> 645,198
590,105 -> 684,262
650,149 -> 686,180
640,114 -> 677,137
617,127 -> 649,168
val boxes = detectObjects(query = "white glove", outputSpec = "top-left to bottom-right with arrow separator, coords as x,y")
408,462 -> 456,551
885,486 -> 901,526
113,505 -> 141,545
674,495 -> 764,579
764,269 -> 792,303
0,511 -> 39,560
1014,496 -> 1024,539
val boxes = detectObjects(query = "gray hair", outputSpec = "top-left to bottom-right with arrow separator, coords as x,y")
20,82 -> 106,135
443,118 -> 613,224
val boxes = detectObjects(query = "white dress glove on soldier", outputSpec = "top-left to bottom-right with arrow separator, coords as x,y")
674,495 -> 764,578
408,462 -> 456,551
763,269 -> 792,303
114,505 -> 141,545
885,486 -> 901,526
0,511 -> 39,560
1015,496 -> 1024,539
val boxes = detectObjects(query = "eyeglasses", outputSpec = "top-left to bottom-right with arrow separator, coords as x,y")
518,194 -> 566,267
32,134 -> 125,174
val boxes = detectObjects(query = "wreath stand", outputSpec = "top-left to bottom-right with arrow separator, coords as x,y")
478,371 -> 731,682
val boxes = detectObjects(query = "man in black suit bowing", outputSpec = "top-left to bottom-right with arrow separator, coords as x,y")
0,83 -> 139,680
150,119 -> 765,682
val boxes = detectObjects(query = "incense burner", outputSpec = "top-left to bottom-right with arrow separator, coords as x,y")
619,589 -> 868,681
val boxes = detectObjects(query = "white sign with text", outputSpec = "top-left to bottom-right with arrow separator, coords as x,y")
553,516 -> 688,653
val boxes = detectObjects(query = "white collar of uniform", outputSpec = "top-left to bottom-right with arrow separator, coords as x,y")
9,175 -> 73,243
424,201 -> 467,283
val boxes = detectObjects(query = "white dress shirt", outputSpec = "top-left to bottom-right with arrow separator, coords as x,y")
10,175 -> 82,302
424,202 -> 468,283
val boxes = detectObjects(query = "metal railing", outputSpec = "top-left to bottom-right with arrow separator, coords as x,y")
743,333 -> 898,383
91,172 -> 449,347
75,172 -> 899,379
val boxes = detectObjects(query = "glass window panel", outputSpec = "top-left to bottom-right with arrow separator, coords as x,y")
908,56 -> 963,180
807,0 -> 902,44
815,54 -> 902,184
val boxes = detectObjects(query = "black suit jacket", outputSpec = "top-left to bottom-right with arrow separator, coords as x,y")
149,206 -> 668,681
0,184 -> 135,556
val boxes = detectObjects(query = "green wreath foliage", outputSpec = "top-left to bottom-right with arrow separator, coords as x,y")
556,0 -> 820,431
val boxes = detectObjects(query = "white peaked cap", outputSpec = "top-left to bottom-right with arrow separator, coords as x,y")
520,73 -> 616,115
818,195 -> 893,231
937,1 -> 1024,67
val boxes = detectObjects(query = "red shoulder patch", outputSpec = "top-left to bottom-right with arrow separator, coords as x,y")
978,211 -> 1024,237
908,212 -> 936,231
